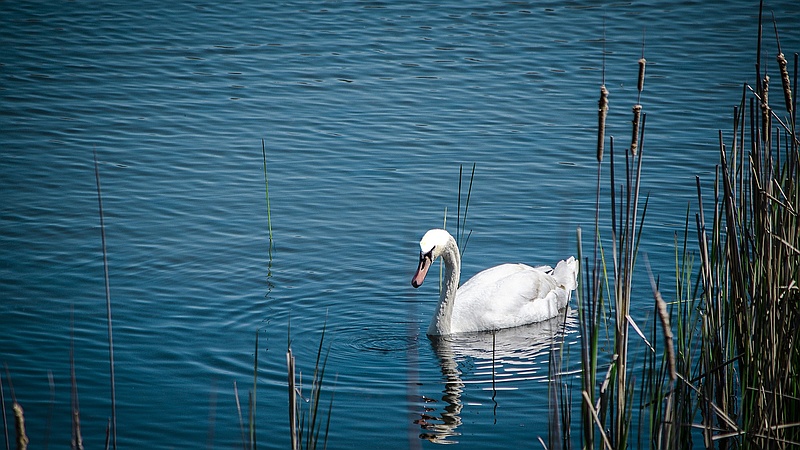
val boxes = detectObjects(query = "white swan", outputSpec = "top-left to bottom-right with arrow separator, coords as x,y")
411,229 -> 578,336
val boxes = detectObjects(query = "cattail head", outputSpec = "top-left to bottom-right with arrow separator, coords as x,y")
637,58 -> 646,94
654,290 -> 676,381
776,52 -> 793,115
597,85 -> 609,163
630,104 -> 642,156
13,402 -> 30,449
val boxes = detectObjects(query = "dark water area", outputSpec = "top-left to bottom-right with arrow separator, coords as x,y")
2,1 -> 798,448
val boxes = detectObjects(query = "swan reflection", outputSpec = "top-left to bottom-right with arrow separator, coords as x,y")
416,312 -> 575,444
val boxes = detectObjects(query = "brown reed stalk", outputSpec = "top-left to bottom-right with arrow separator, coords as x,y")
71,410 -> 83,450
772,14 -> 794,116
756,0 -> 764,96
287,348 -> 297,450
576,227 -> 597,449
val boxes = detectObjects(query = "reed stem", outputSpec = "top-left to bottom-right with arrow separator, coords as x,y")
93,149 -> 117,450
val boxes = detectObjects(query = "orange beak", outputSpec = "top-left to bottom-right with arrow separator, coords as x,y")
412,251 -> 432,288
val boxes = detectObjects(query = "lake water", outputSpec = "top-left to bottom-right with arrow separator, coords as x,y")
2,1 -> 798,448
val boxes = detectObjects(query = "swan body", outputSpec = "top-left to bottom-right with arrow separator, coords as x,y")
411,229 -> 578,336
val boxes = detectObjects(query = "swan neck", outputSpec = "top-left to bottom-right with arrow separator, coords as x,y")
429,235 -> 461,335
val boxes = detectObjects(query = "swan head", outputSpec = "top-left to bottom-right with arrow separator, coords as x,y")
411,229 -> 453,288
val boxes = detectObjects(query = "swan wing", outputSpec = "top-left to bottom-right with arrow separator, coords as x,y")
451,263 -> 568,332
551,256 -> 578,291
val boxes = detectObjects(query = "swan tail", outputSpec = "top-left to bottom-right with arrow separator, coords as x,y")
553,256 -> 578,292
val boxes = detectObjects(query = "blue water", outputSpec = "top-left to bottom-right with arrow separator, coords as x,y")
2,1 -> 798,448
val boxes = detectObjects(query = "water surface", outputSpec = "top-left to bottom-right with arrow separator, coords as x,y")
2,1 -> 798,448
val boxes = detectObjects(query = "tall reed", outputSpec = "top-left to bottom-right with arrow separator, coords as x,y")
93,149 -> 117,450
574,37 -> 650,450
456,163 -> 476,254
262,139 -> 275,267
645,4 -> 800,448
685,7 -> 799,446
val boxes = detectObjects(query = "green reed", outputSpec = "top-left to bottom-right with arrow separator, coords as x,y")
287,322 -> 334,450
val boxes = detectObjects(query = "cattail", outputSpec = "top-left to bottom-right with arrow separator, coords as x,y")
654,289 -> 676,381
637,58 -> 646,95
14,402 -> 29,450
772,15 -> 794,116
630,104 -> 642,156
597,85 -> 609,163
776,52 -> 793,115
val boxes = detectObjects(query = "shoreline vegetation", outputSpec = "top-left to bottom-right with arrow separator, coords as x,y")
1,3 -> 797,449
567,2 -> 799,449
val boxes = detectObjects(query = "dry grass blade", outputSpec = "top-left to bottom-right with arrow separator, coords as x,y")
581,391 -> 612,450
626,314 -> 653,353
675,373 -> 740,431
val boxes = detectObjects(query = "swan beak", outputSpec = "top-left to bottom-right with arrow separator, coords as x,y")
412,251 -> 432,288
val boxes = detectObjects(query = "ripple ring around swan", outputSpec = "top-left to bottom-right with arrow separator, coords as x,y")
347,334 -> 420,353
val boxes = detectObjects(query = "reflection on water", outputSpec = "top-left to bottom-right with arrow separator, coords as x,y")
417,311 -> 576,444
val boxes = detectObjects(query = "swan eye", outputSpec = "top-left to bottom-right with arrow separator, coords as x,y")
423,248 -> 434,260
